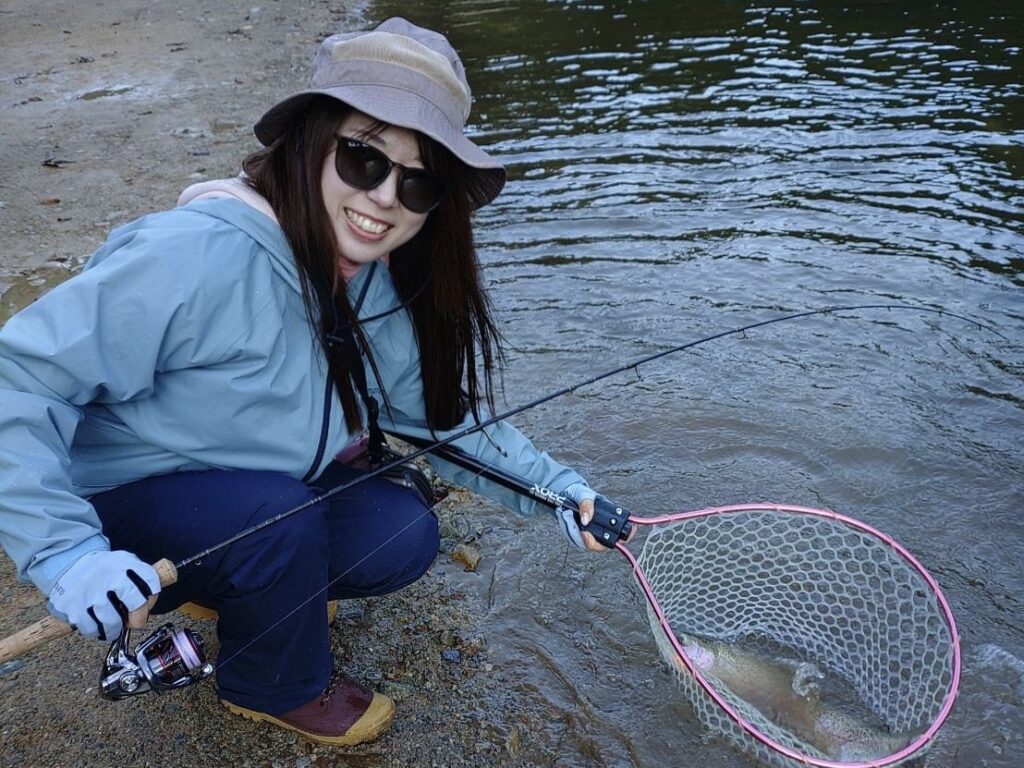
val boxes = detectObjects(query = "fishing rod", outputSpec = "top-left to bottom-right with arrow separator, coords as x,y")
0,303 -> 995,690
388,432 -> 625,536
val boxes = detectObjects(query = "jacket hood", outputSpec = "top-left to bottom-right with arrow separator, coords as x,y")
178,176 -> 278,222
177,176 -> 378,288
176,181 -> 304,295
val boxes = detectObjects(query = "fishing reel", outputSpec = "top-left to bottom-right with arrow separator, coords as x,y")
100,622 -> 214,700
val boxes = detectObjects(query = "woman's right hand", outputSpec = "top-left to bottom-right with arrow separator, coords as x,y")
46,550 -> 161,641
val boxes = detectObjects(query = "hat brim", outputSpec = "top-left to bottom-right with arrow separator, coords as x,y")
254,86 -> 506,210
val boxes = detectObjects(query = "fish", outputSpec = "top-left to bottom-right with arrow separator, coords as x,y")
676,635 -> 914,762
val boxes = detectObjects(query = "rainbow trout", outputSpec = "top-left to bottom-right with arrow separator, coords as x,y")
680,636 -> 913,762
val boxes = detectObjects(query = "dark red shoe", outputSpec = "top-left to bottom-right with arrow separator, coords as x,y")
222,672 -> 395,746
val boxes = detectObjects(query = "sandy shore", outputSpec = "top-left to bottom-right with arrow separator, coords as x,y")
0,3 -> 556,766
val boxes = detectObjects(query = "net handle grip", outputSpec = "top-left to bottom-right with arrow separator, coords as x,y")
0,558 -> 178,663
575,496 -> 633,548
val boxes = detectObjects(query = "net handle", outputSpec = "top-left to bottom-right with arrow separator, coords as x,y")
620,502 -> 962,768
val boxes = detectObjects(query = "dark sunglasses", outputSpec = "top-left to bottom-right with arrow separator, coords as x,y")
334,136 -> 447,214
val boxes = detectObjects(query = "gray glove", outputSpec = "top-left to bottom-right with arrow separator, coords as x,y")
555,482 -> 598,549
47,550 -> 160,641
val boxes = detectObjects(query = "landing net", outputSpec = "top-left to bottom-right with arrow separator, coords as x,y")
630,504 -> 960,768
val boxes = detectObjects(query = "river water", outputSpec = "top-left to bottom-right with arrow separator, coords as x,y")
362,0 -> 1023,766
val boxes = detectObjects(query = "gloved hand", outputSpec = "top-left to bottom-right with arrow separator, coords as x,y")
558,484 -> 635,552
556,482 -> 597,550
47,550 -> 161,641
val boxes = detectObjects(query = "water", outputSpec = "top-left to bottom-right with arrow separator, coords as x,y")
363,0 -> 1023,765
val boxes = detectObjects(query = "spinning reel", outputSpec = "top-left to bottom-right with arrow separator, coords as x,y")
100,622 -> 214,700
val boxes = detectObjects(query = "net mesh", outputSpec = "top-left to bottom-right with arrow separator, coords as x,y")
638,507 -> 957,767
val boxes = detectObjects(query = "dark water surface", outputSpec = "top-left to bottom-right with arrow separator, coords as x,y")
363,1 -> 1023,766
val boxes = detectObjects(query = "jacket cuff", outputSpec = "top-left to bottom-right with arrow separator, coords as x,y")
31,534 -> 111,596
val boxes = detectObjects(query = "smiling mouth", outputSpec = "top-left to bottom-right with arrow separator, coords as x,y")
345,208 -> 391,236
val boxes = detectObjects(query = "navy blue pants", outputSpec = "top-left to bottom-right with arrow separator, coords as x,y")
90,461 -> 438,714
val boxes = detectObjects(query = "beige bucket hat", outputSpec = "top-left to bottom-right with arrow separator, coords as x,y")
254,17 -> 506,209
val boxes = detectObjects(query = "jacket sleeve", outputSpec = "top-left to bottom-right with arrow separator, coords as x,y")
0,217 -> 243,594
374,329 -> 591,517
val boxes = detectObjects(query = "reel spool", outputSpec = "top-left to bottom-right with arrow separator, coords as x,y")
101,623 -> 214,700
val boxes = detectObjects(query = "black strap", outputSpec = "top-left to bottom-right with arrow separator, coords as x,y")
331,263 -> 388,466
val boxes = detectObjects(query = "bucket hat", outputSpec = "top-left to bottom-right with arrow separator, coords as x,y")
254,17 -> 505,209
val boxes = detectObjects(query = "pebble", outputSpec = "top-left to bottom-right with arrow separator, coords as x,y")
0,660 -> 25,676
381,680 -> 415,701
211,118 -> 244,133
337,604 -> 364,622
452,542 -> 481,572
441,649 -> 462,664
171,126 -> 211,139
505,726 -> 523,756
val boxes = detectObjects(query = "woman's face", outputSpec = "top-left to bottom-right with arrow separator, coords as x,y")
321,112 -> 430,267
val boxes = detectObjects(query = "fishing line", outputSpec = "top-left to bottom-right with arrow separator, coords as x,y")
0,302 -> 980,761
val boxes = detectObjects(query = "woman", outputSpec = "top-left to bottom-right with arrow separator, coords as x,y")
0,18 -> 613,746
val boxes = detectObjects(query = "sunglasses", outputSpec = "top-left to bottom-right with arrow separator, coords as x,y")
334,136 -> 447,214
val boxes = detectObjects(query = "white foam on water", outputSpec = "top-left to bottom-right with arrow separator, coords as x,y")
973,643 -> 1024,700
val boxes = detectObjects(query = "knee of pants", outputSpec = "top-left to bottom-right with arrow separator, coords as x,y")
221,481 -> 330,593
371,507 -> 440,593
396,509 -> 441,585
332,507 -> 440,598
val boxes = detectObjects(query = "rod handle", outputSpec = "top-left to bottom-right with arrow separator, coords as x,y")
0,558 -> 178,663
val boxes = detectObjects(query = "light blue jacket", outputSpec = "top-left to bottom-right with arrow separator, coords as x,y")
0,198 -> 588,595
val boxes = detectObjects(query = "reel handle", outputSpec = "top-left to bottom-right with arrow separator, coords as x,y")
0,558 -> 178,663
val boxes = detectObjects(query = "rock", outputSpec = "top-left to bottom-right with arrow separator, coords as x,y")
0,660 -> 25,676
171,126 -> 212,139
337,603 -> 365,623
439,628 -> 458,647
439,515 -> 471,541
440,649 -> 462,664
381,680 -> 415,701
505,726 -> 522,756
463,636 -> 486,657
211,118 -> 244,133
452,542 -> 481,572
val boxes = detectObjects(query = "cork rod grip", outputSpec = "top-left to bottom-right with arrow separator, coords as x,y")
0,558 -> 178,663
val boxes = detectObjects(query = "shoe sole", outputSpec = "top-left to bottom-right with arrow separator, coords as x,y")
180,601 -> 340,625
221,694 -> 395,746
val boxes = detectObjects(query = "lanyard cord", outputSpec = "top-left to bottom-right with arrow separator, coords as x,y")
327,262 -> 389,465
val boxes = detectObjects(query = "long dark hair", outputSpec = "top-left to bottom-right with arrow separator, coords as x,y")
242,96 -> 502,432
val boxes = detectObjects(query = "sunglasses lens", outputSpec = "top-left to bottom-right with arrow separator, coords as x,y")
335,139 -> 390,189
399,171 -> 447,214
335,137 -> 447,213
